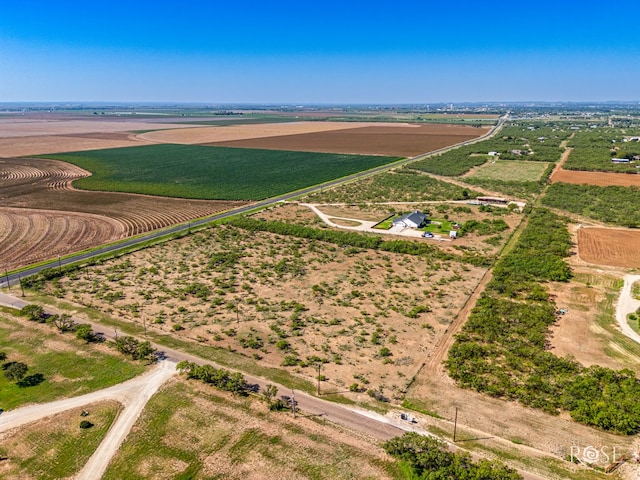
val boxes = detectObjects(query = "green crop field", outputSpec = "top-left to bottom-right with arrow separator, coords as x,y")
40,145 -> 400,201
466,160 -> 549,182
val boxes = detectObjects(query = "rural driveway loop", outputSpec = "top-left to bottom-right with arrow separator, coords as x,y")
615,274 -> 640,344
0,360 -> 177,479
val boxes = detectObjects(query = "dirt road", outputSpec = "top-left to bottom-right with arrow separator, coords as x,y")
0,360 -> 177,479
616,274 -> 640,344
0,293 -> 547,479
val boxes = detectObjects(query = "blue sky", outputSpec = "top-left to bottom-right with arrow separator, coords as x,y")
1,1 -> 639,103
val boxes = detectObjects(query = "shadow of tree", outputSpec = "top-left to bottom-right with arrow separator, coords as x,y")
17,373 -> 45,388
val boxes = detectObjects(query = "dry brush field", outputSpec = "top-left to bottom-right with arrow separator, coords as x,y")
42,224 -> 486,397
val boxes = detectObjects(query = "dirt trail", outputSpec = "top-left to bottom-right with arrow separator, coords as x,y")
423,266 -> 494,374
0,360 -> 176,479
0,360 -> 176,434
0,292 -> 549,479
616,274 -> 640,344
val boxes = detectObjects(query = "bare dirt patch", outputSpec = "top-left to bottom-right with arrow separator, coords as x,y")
547,271 -> 634,370
208,124 -> 490,157
1,158 -> 247,270
578,228 -> 640,268
551,168 -> 640,187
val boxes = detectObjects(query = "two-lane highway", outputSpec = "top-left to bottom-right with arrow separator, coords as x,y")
3,116 -> 506,287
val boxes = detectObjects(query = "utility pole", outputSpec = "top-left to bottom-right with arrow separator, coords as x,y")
4,269 -> 10,291
18,274 -> 25,297
143,315 -> 147,337
317,363 -> 321,396
291,389 -> 296,418
453,407 -> 458,442
57,256 -> 62,270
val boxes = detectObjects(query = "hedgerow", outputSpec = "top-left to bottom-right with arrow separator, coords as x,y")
543,183 -> 640,228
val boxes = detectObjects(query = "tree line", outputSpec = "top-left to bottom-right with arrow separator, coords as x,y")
447,208 -> 640,434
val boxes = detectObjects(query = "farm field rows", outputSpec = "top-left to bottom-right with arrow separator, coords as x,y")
206,124 -> 489,157
136,120 -> 388,144
0,207 -> 123,271
577,227 -> 640,268
550,167 -> 640,187
40,144 -> 401,200
1,157 -> 246,269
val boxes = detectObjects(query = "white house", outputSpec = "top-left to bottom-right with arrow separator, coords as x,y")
393,211 -> 427,229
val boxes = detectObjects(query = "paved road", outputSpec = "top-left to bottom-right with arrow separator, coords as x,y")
0,292 -> 546,480
2,116 -> 506,288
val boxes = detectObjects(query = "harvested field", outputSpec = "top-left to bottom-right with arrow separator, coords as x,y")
0,135 -> 153,158
0,118 -> 196,157
208,124 -> 489,157
137,121 -> 384,144
0,158 -> 246,269
0,118 -> 189,138
0,208 -> 123,270
578,227 -> 640,268
551,168 -> 640,187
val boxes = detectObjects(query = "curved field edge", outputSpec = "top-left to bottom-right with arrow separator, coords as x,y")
446,208 -> 640,435
36,144 -> 401,201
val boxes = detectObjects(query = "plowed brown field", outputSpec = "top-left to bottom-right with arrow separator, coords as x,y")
1,158 -> 248,269
0,208 -> 124,270
207,124 -> 489,157
551,168 -> 640,187
136,121 -> 451,146
578,227 -> 640,268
